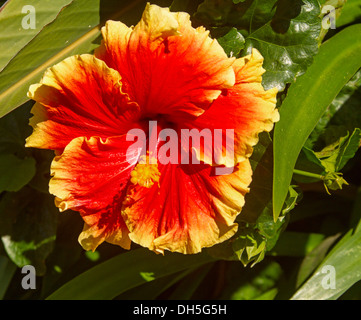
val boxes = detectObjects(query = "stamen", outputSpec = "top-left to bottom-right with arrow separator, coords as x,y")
130,154 -> 160,188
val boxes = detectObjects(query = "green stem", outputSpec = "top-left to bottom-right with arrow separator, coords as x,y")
293,169 -> 324,180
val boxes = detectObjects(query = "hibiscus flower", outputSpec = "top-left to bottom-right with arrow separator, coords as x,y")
25,3 -> 279,254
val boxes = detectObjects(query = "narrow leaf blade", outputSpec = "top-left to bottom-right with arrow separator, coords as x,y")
273,24 -> 361,220
46,249 -> 213,300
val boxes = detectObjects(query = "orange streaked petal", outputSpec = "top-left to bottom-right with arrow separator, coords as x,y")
121,160 -> 252,254
180,49 -> 279,167
95,3 -> 235,121
49,135 -> 142,250
26,54 -> 141,152
78,216 -> 130,252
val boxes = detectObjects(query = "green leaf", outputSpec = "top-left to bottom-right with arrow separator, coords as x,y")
194,0 -> 322,91
296,129 -> 361,178
324,90 -> 361,147
211,27 -> 245,57
294,147 -> 325,183
232,227 -> 266,267
220,261 -> 282,300
240,133 -> 273,224
256,185 -> 299,249
0,101 -> 38,193
27,149 -> 55,194
352,187 -> 361,234
254,288 -> 278,300
114,268 -> 195,300
307,69 -> 361,149
0,154 -> 35,192
46,249 -> 214,300
270,232 -> 326,257
296,233 -> 341,288
0,255 -> 16,299
38,213 -> 83,297
0,0 -> 148,118
240,137 -> 300,251
207,132 -> 299,266
295,129 -> 361,189
226,184 -> 299,267
0,101 -> 32,155
0,0 -> 73,71
317,128 -> 361,172
290,192 -> 352,224
336,0 -> 361,28
0,187 -> 58,276
168,264 -> 213,299
318,0 -> 347,44
273,24 -> 361,221
291,229 -> 361,300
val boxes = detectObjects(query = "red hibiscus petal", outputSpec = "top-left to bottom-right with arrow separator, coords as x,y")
49,135 -> 142,251
179,49 -> 279,168
26,54 -> 141,152
95,3 -> 235,121
121,160 -> 252,254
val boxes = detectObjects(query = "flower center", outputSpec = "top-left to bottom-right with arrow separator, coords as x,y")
130,154 -> 160,188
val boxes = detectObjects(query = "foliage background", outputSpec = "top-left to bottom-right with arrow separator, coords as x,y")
0,0 -> 361,300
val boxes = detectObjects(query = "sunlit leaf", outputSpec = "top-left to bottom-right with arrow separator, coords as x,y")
0,0 -> 149,118
291,229 -> 361,300
336,0 -> 361,28
273,24 -> 361,220
296,233 -> 341,288
0,0 -> 73,71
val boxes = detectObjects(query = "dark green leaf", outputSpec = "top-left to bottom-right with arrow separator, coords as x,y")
169,0 -> 203,14
114,268 -> 194,300
353,187 -> 361,234
307,69 -> 361,150
194,0 -> 322,90
168,264 -> 213,299
220,260 -> 282,300
46,249 -> 214,299
0,255 -> 16,299
294,147 -> 325,183
208,131 -> 299,266
0,101 -> 32,155
212,27 -> 245,57
270,232 -> 325,257
0,154 -> 35,192
0,188 -> 58,275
